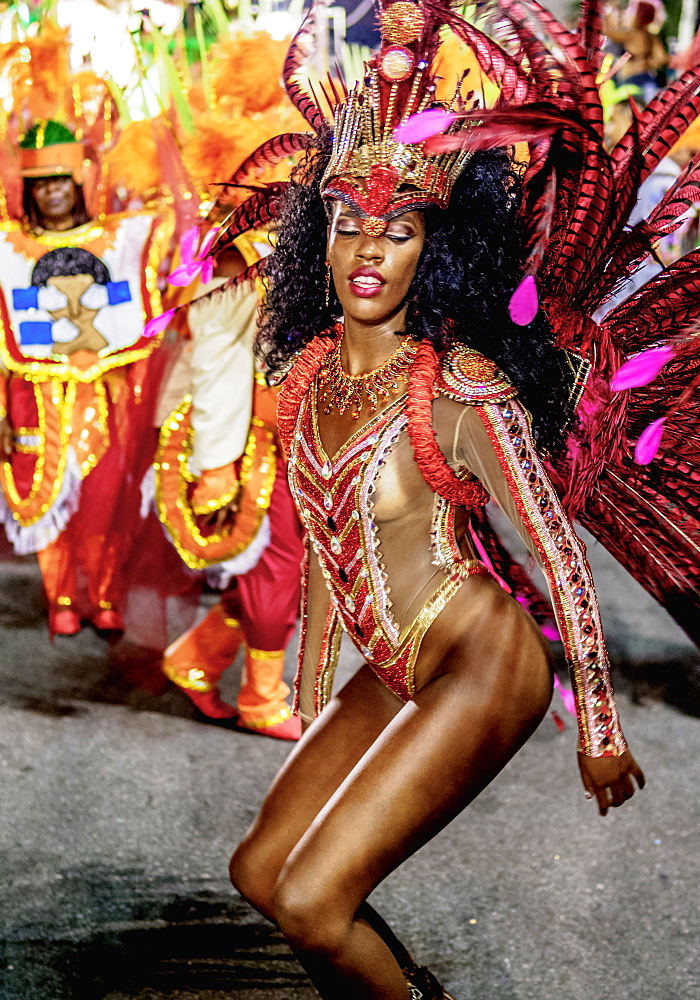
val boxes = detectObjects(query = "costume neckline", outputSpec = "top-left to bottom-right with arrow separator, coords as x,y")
310,380 -> 408,467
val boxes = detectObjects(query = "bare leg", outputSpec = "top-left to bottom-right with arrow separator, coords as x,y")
229,663 -> 404,917
231,585 -> 552,999
271,590 -> 553,999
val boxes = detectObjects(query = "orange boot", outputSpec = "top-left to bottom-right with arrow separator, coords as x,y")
236,646 -> 301,741
163,603 -> 243,718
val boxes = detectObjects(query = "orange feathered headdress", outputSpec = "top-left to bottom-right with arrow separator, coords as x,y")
183,32 -> 307,207
0,21 -> 71,122
210,32 -> 294,115
104,119 -> 164,197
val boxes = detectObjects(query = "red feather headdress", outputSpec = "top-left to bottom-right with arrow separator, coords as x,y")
210,0 -> 700,644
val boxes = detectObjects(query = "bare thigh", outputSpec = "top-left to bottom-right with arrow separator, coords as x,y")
272,584 -> 553,929
229,663 -> 404,916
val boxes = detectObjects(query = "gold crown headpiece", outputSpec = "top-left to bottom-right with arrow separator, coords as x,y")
320,0 -> 474,235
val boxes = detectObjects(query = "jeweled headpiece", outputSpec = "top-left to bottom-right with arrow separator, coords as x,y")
211,0 -> 483,265
320,1 -> 474,234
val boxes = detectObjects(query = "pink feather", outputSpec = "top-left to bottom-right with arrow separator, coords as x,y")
634,417 -> 666,464
144,308 -> 176,338
540,623 -> 561,642
179,226 -> 199,265
167,262 -> 202,286
553,674 -> 576,717
394,109 -> 457,144
610,345 -> 675,391
199,226 -> 220,257
508,275 -> 539,325
199,258 -> 214,285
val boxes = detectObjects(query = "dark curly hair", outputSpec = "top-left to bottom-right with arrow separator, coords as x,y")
258,133 -> 575,454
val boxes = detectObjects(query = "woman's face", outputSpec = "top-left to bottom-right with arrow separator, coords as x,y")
326,200 -> 425,328
31,176 -> 78,229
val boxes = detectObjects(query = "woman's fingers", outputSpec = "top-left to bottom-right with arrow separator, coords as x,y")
609,777 -> 631,808
578,751 -> 645,815
631,762 -> 646,790
595,786 -> 612,817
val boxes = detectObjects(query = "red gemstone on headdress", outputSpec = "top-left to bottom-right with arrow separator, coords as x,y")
379,45 -> 415,82
366,164 -> 400,216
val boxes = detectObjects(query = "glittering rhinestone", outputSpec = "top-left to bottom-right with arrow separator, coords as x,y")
369,434 -> 378,444
361,451 -> 371,461
331,537 -> 342,554
352,510 -> 359,519
360,646 -> 371,658
321,461 -> 332,479
379,44 -> 415,82
324,492 -> 332,510
345,595 -> 356,612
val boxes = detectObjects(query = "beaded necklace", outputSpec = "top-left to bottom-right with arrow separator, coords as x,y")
318,334 -> 417,419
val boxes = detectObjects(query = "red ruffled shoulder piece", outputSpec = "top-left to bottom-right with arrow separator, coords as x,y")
276,326 -> 340,454
406,340 -> 500,509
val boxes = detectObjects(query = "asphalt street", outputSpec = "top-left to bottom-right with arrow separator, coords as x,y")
1,518 -> 699,1000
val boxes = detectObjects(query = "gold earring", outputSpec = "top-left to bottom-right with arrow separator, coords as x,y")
324,260 -> 331,309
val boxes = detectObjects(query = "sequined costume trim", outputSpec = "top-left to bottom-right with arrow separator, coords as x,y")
315,602 -> 345,715
289,383 -> 490,710
476,399 -> 627,758
0,380 -> 74,526
154,394 -> 277,570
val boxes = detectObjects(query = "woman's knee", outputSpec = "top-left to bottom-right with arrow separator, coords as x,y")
271,870 -> 351,958
229,836 -> 278,918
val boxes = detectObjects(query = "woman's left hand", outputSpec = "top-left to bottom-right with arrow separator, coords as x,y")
577,750 -> 646,816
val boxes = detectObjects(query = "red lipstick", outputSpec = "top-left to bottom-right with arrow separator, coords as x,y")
348,266 -> 385,298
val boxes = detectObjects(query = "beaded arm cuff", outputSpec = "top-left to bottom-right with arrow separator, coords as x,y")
476,399 -> 627,758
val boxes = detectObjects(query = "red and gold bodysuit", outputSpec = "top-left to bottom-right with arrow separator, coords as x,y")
278,333 -> 627,759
